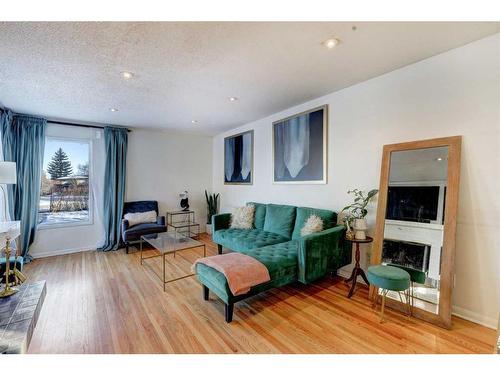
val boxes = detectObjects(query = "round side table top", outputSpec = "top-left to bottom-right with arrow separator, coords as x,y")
345,236 -> 373,244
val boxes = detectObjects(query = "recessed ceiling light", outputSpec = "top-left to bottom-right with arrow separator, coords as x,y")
109,108 -> 119,112
228,97 -> 239,102
435,157 -> 443,162
191,120 -> 198,124
120,71 -> 134,79
323,38 -> 340,49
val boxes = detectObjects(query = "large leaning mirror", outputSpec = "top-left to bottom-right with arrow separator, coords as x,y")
371,136 -> 462,329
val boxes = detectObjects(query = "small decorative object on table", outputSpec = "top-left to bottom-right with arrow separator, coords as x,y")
344,235 -> 373,298
204,190 -> 219,235
179,190 -> 189,211
341,188 -> 378,240
342,216 -> 355,240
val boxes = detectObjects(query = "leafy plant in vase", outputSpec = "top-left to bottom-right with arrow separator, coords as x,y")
341,188 -> 378,240
204,190 -> 220,235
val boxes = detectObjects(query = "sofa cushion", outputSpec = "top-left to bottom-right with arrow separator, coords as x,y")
292,206 -> 337,239
263,204 -> 296,239
123,223 -> 167,242
247,202 -> 266,229
213,228 -> 288,251
240,240 -> 298,281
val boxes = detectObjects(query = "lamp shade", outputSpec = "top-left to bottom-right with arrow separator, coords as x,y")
0,162 -> 17,184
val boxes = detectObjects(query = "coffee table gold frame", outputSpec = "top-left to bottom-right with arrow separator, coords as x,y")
140,236 -> 206,291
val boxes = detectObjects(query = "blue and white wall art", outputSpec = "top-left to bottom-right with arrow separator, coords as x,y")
224,130 -> 254,184
273,105 -> 328,184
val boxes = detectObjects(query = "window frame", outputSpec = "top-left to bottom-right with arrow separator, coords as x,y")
37,135 -> 94,230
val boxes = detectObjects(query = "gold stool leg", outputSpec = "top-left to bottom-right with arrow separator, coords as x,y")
380,289 -> 387,323
410,281 -> 414,316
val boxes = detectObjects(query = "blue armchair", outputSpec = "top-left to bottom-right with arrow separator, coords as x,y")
121,200 -> 167,254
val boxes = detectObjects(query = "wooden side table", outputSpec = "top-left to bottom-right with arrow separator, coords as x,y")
345,236 -> 373,298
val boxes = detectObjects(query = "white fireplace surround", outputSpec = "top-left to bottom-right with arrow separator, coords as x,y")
384,220 -> 444,281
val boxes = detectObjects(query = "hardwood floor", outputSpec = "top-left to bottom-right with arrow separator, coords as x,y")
25,234 -> 495,354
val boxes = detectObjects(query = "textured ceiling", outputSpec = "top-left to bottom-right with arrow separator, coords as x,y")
0,22 -> 499,134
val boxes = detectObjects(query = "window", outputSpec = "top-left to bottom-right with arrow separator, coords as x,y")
38,137 -> 91,227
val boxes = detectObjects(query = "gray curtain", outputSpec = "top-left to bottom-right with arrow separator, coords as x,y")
0,109 -> 46,261
99,126 -> 128,251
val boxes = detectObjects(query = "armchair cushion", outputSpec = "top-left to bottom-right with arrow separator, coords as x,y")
123,200 -> 159,215
124,210 -> 157,227
122,222 -> 167,242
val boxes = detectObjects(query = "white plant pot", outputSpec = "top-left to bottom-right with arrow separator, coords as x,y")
354,218 -> 367,240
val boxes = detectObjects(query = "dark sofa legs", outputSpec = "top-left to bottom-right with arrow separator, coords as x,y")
217,244 -> 223,255
203,285 -> 209,301
225,303 -> 234,323
125,243 -> 129,254
202,284 -> 233,323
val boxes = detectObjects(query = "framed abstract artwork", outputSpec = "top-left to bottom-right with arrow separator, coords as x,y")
273,105 -> 328,184
224,130 -> 254,185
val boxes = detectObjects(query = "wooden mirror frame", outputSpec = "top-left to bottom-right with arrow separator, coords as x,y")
370,136 -> 462,329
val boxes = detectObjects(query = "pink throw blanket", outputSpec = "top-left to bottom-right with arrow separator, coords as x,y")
193,253 -> 270,296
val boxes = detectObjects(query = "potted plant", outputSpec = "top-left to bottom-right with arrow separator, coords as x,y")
204,190 -> 220,235
341,188 -> 378,240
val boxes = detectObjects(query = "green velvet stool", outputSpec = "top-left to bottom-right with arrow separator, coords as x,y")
387,264 -> 426,316
367,265 -> 411,322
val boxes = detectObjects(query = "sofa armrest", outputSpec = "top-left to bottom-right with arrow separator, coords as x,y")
157,215 -> 166,226
297,225 -> 346,284
212,213 -> 231,232
122,219 -> 130,231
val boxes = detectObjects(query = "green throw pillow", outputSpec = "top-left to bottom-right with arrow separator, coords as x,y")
263,204 -> 296,239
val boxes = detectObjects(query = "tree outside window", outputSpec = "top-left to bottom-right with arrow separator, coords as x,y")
38,138 -> 91,226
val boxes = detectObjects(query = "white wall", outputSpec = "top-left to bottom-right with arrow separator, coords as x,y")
126,129 -> 213,231
212,33 -> 500,328
31,124 -> 105,257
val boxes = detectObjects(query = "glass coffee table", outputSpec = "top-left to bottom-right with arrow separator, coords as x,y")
140,232 -> 206,291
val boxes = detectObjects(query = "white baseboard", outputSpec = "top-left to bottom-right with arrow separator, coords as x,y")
336,269 -> 497,329
31,246 -> 95,259
452,306 -> 497,329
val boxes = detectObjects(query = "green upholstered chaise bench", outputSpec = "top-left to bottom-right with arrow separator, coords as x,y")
195,202 -> 351,322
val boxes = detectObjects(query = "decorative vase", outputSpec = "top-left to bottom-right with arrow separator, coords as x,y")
354,218 -> 367,240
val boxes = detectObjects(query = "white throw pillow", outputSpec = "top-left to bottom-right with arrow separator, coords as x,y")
301,215 -> 324,236
230,205 -> 255,229
124,210 -> 157,227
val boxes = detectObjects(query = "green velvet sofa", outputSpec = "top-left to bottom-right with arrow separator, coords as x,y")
195,202 -> 351,322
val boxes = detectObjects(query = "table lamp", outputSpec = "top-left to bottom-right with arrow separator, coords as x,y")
0,161 -> 16,221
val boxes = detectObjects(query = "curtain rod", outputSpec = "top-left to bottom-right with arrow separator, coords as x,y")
47,120 -> 131,132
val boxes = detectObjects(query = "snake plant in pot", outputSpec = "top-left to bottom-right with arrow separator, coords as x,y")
341,188 -> 378,240
205,190 -> 220,235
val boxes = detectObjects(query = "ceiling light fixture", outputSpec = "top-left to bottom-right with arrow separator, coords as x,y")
435,157 -> 443,162
109,108 -> 119,112
323,38 -> 340,49
120,71 -> 134,79
191,120 -> 198,124
228,97 -> 239,102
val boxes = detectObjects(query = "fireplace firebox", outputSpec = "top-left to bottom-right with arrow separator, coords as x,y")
382,239 -> 430,273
